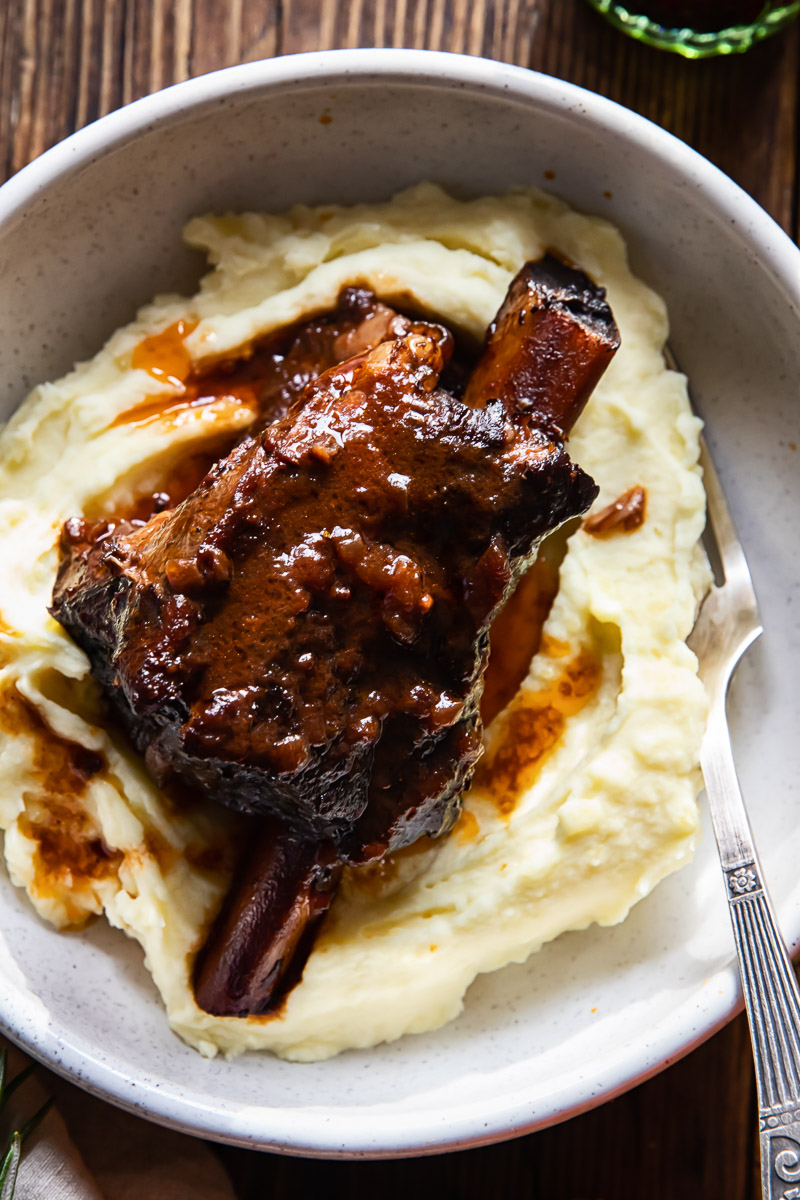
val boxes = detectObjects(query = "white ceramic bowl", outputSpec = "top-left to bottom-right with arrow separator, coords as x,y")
0,49 -> 799,1159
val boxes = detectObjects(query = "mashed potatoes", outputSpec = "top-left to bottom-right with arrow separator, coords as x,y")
0,184 -> 708,1060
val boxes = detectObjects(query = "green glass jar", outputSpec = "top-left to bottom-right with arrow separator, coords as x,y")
586,1 -> 800,56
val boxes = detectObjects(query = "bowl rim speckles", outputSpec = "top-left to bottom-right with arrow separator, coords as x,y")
0,48 -> 799,1158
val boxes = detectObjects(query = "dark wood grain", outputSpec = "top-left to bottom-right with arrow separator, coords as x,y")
1,2 -> 798,1197
214,1011 -> 759,1199
2,0 -> 798,233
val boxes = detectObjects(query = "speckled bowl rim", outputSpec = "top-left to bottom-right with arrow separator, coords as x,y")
1,48 -> 799,1159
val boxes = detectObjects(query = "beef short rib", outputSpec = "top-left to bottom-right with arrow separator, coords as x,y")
51,256 -> 619,1016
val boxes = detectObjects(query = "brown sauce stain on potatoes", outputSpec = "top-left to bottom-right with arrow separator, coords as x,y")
115,319 -> 261,430
344,833 -> 441,902
0,686 -> 121,903
452,807 -> 480,842
476,651 -> 602,816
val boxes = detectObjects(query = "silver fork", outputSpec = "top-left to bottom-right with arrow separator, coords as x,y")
689,430 -> 800,1200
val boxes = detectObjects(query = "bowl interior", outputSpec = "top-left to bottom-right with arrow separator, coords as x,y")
0,52 -> 798,1156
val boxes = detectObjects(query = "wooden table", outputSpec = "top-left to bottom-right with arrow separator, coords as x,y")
1,2 -> 797,1195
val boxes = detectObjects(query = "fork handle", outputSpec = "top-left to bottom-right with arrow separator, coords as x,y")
726,864 -> 800,1200
703,706 -> 800,1200
729,868 -> 800,1195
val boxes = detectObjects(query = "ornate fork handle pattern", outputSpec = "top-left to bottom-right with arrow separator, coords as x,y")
725,862 -> 800,1199
702,650 -> 800,1200
687,428 -> 800,1200
704,695 -> 800,1199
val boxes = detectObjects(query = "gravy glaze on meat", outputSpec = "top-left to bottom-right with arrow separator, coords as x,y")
51,257 -> 620,1018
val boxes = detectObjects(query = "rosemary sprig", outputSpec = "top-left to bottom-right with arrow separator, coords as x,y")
0,1048 -> 53,1199
0,1135 -> 20,1200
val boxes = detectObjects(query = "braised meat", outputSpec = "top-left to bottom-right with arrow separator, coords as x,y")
227,286 -> 424,431
51,257 -> 620,1016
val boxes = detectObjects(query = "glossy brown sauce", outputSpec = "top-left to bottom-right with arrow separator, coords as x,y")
118,319 -> 261,431
346,558 -> 571,897
108,296 -> 424,526
107,296 -> 474,539
0,686 -> 121,909
131,319 -> 197,383
116,443 -> 241,528
475,651 -> 602,816
116,296 -> 417,436
583,485 -> 647,537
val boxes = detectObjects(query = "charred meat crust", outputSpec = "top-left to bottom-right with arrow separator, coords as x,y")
464,252 -> 621,438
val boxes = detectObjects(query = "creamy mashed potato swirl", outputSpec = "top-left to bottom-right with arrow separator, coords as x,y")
0,184 -> 708,1060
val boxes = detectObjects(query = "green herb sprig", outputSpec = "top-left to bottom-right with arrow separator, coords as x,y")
0,1049 -> 53,1199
